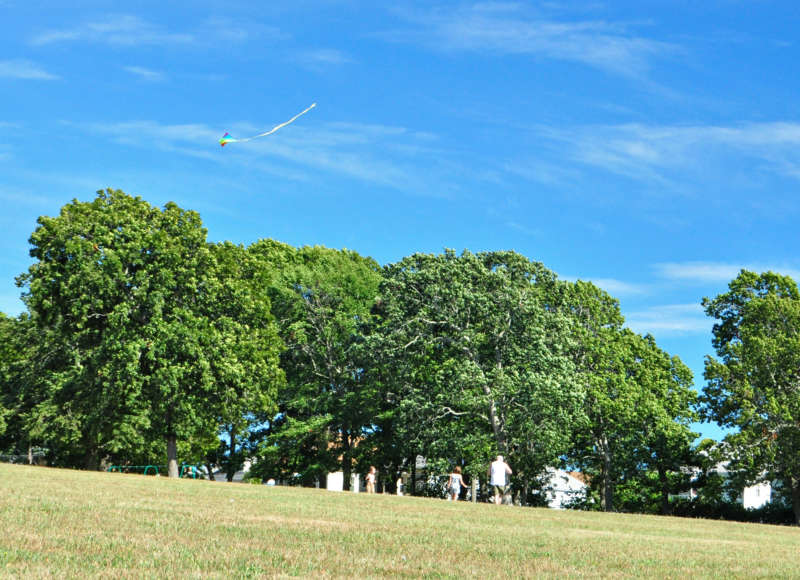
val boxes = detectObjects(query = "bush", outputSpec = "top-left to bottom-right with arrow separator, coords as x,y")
671,499 -> 795,525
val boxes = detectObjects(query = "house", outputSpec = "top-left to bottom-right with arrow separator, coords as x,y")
541,468 -> 588,509
672,461 -> 773,509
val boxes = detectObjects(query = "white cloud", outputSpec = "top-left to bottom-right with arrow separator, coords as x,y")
560,274 -> 648,297
75,118 -> 452,194
625,303 -> 710,336
31,14 -> 194,47
545,121 -> 800,184
123,66 -> 166,82
384,3 -> 675,78
295,49 -> 354,68
0,59 -> 58,80
589,278 -> 648,297
655,261 -> 800,284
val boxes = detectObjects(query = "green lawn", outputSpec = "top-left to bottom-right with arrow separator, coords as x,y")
1,463 -> 798,578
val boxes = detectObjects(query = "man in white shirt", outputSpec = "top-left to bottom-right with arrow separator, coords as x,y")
489,455 -> 512,505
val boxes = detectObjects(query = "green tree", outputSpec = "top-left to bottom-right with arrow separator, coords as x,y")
702,270 -> 800,523
249,242 -> 382,488
204,242 -> 285,481
373,250 -> 583,498
567,282 -> 696,512
0,313 -> 48,459
17,189 -> 282,476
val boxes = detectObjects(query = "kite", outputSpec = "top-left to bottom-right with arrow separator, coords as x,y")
219,103 -> 317,147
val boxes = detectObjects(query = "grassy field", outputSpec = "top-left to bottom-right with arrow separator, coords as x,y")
1,463 -> 799,578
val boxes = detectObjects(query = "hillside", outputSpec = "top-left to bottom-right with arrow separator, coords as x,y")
1,463 -> 798,578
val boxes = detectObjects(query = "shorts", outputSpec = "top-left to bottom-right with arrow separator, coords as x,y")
492,484 -> 507,496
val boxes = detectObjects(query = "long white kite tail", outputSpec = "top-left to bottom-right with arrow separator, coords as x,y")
220,102 -> 316,146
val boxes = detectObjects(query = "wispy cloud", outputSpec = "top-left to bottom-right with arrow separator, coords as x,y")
625,303 -> 710,336
0,59 -> 59,80
31,14 -> 194,47
123,66 -> 166,82
544,121 -> 800,185
295,48 -> 354,69
655,261 -> 800,284
75,118 -> 453,195
590,278 -> 648,297
561,275 -> 648,297
30,14 -> 280,49
384,3 -> 675,78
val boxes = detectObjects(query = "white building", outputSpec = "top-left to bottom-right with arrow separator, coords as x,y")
542,468 -> 588,509
326,471 -> 362,492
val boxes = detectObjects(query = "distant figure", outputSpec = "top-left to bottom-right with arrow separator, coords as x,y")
366,466 -> 377,494
396,476 -> 403,496
447,466 -> 468,501
489,455 -> 512,505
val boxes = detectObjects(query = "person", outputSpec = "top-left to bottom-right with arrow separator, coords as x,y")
447,466 -> 467,501
489,454 -> 512,505
366,466 -> 377,494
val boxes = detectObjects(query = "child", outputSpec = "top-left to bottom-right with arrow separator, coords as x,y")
366,466 -> 377,494
447,466 -> 467,501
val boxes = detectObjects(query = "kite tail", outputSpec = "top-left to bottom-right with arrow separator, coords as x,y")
219,102 -> 316,147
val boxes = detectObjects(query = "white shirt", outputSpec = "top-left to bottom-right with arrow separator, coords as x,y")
490,460 -> 509,486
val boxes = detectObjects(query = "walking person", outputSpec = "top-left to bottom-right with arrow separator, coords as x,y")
489,455 -> 512,505
447,466 -> 468,501
366,466 -> 377,494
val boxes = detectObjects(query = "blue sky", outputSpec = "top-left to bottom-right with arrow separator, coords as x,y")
4,1 -> 800,441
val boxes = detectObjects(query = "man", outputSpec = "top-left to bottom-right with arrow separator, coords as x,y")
489,455 -> 512,505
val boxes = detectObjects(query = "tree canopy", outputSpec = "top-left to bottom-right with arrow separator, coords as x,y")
702,270 -> 800,523
0,188 -> 706,517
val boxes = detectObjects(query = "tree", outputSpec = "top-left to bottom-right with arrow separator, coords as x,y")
203,242 -> 285,481
17,189 -> 283,475
702,270 -> 800,523
0,313 -> 47,459
372,250 -> 583,498
249,242 -> 382,488
566,281 -> 696,512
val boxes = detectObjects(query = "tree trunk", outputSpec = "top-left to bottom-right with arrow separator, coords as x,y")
483,384 -> 507,453
167,434 -> 179,478
792,478 -> 800,526
27,442 -> 33,465
601,437 -> 614,512
411,458 -> 417,496
83,448 -> 100,471
659,467 -> 672,515
226,428 -> 237,482
486,356 -> 508,453
342,430 -> 352,491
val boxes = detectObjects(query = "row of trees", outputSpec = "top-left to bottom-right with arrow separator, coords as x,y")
1,189 -> 799,523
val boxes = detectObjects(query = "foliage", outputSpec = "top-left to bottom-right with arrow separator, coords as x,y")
372,250 -> 584,496
702,270 -> 800,523
248,242 -> 382,488
566,280 -> 698,513
16,189 -> 283,475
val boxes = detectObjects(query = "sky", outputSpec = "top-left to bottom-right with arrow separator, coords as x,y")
4,1 -> 800,442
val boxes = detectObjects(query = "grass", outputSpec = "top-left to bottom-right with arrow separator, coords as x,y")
2,463 -> 799,578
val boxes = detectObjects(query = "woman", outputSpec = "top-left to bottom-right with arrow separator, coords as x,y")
447,466 -> 467,501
